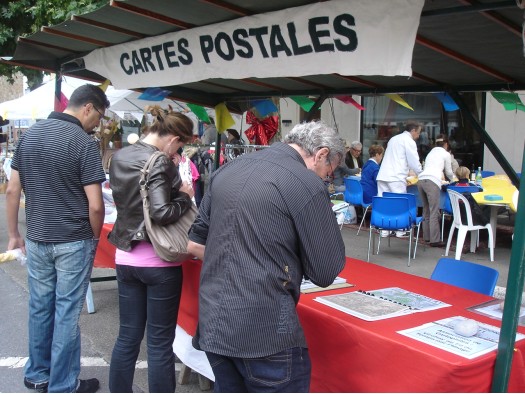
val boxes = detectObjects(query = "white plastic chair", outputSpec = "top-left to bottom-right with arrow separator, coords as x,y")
445,189 -> 494,261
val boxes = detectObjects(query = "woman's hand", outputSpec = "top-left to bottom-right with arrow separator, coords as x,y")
180,181 -> 195,198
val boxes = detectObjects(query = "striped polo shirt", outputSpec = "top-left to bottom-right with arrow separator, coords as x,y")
11,112 -> 106,242
189,142 -> 346,358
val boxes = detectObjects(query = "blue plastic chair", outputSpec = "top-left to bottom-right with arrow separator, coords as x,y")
368,196 -> 414,266
430,258 -> 499,296
344,176 -> 371,235
383,192 -> 423,259
481,170 -> 495,178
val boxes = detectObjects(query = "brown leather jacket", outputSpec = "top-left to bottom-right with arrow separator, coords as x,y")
108,139 -> 192,251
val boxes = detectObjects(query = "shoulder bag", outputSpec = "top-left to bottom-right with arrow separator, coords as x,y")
139,151 -> 198,262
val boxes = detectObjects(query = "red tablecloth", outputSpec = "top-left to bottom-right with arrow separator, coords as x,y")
94,225 -> 525,392
93,223 -> 117,269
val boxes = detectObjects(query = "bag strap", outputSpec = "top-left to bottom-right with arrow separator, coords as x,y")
140,151 -> 167,187
139,151 -> 168,201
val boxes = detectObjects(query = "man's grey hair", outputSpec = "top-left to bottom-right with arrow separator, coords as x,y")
283,121 -> 344,164
350,141 -> 362,149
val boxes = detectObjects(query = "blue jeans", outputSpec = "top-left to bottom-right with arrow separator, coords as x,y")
24,238 -> 98,393
109,265 -> 182,393
206,347 -> 311,393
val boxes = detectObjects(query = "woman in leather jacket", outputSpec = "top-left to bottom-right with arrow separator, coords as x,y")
108,106 -> 194,393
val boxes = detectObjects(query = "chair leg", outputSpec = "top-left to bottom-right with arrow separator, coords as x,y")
407,228 -> 412,267
377,231 -> 382,255
455,227 -> 468,260
413,224 -> 421,260
85,282 -> 95,314
357,205 -> 369,236
470,230 -> 478,254
441,212 -> 445,242
445,225 -> 455,257
487,226 -> 494,262
367,226 -> 373,262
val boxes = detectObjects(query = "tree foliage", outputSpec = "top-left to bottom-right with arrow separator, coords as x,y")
0,0 -> 107,89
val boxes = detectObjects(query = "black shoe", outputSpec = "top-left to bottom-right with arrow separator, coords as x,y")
75,378 -> 100,393
430,242 -> 446,248
24,377 -> 48,393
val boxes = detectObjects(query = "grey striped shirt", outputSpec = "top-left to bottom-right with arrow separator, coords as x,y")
189,142 -> 346,358
11,112 -> 106,242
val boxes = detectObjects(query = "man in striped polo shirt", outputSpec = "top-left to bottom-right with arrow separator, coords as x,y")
188,121 -> 346,392
6,84 -> 109,393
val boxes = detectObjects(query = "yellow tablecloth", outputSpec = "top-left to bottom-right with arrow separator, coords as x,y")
472,175 -> 518,212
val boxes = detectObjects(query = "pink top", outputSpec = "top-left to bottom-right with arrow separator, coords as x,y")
116,241 -> 182,267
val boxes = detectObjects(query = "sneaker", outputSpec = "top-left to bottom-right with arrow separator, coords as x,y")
395,231 -> 409,238
429,242 -> 446,248
76,378 -> 100,393
24,378 -> 48,393
380,230 -> 391,238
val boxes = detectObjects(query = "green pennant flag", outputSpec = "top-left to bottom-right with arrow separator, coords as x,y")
291,96 -> 316,112
490,92 -> 525,112
187,103 -> 211,123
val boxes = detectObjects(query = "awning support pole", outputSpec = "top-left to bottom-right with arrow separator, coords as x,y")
54,74 -> 62,112
448,90 -> 520,188
306,95 -> 327,122
491,145 -> 525,392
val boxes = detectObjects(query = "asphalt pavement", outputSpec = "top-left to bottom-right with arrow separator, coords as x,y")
0,193 -> 517,393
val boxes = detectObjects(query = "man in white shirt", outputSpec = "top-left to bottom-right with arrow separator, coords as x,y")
376,121 -> 423,237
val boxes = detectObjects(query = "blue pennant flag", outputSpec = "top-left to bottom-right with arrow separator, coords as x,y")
434,92 -> 459,112
138,87 -> 172,101
251,99 -> 278,117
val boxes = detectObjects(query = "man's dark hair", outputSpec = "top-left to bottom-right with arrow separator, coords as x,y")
68,84 -> 110,111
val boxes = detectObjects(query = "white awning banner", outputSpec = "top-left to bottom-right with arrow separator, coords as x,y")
83,0 -> 424,90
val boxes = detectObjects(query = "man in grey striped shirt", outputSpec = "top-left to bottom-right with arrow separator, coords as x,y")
188,121 -> 346,392
6,84 -> 108,393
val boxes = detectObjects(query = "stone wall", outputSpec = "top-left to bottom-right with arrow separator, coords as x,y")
0,72 -> 24,103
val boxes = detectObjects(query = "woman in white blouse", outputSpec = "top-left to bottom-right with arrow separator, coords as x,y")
417,134 -> 454,247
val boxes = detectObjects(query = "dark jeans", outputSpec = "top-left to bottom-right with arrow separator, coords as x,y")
206,347 -> 311,393
109,265 -> 183,393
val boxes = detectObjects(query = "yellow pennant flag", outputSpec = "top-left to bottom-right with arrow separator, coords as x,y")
385,94 -> 414,111
214,102 -> 235,133
98,79 -> 111,92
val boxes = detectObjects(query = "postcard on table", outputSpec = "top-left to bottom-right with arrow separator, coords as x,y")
398,316 -> 525,359
314,291 -> 412,321
314,287 -> 449,321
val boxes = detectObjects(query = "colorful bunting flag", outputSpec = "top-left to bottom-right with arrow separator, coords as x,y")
98,79 -> 111,92
54,92 -> 69,112
251,99 -> 278,117
434,92 -> 459,112
186,103 -> 211,123
214,102 -> 235,133
385,94 -> 414,111
490,92 -> 525,112
138,87 -> 171,101
336,95 -> 365,110
290,96 -> 316,112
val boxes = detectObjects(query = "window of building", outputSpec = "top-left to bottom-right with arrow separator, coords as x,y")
360,93 -> 483,171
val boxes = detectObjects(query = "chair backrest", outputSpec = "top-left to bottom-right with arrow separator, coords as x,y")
431,258 -> 499,295
447,189 -> 474,227
370,196 -> 411,230
481,170 -> 495,178
443,185 -> 480,214
382,192 -> 418,221
344,177 -> 364,206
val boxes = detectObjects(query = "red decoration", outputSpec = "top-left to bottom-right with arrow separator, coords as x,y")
244,110 -> 279,145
